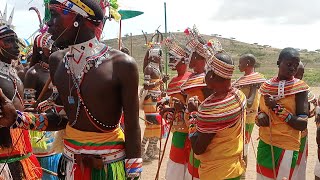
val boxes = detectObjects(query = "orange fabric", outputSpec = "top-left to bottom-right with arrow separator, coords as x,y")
195,121 -> 245,180
259,95 -> 301,150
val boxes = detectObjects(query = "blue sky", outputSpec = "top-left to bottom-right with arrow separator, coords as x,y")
1,0 -> 320,50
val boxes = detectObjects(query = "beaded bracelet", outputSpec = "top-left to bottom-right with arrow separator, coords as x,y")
11,110 -> 48,131
125,158 -> 142,179
188,112 -> 198,139
271,104 -> 293,122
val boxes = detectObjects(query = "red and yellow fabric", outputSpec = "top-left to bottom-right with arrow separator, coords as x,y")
167,72 -> 191,133
166,131 -> 191,180
257,140 -> 298,180
233,72 -> 266,88
167,72 -> 192,98
181,73 -> 206,96
143,78 -> 162,138
257,77 -> 309,179
0,129 -> 42,179
180,72 -> 206,179
196,89 -> 246,133
258,77 -> 309,151
194,89 -> 246,180
233,72 -> 265,124
233,72 -> 265,156
63,124 -> 126,180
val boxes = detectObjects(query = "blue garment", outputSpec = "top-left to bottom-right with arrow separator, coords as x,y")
38,154 -> 62,180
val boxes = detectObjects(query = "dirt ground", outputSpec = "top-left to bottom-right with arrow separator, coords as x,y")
140,87 -> 320,180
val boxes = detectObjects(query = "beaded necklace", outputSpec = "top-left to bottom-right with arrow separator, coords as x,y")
63,38 -> 117,131
38,61 -> 49,71
0,61 -> 23,104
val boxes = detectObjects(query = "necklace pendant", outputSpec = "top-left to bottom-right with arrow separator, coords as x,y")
68,96 -> 75,104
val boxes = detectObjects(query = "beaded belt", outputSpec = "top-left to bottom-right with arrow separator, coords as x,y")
63,146 -> 126,165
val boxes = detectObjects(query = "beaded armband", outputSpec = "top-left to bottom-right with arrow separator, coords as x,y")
271,104 -> 293,122
125,158 -> 142,179
188,111 -> 198,139
11,110 -> 48,131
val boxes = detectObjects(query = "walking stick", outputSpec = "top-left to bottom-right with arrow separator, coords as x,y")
155,121 -> 173,180
30,77 -> 52,108
268,110 -> 277,180
42,167 -> 58,177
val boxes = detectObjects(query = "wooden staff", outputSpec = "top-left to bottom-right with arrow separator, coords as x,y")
30,77 -> 52,108
42,167 -> 58,177
155,122 -> 173,180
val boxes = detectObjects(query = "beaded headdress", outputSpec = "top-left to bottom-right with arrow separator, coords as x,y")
0,4 -> 15,40
164,33 -> 189,68
205,38 -> 234,79
184,25 -> 208,59
35,33 -> 53,50
143,29 -> 163,60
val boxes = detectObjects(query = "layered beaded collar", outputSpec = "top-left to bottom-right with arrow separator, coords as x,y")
63,37 -> 109,84
0,60 -> 19,81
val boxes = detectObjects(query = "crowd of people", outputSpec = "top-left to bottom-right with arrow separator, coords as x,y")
0,0 -> 319,180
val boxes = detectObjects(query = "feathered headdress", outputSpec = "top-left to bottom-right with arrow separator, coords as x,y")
142,28 -> 163,59
184,25 -> 208,59
0,4 -> 15,39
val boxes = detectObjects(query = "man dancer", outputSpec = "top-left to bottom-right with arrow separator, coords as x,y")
0,0 -> 142,179
181,26 -> 210,180
233,54 -> 265,167
24,32 -> 61,180
141,42 -> 164,162
256,48 -> 309,180
188,42 -> 246,180
161,34 -> 192,180
0,7 -> 42,179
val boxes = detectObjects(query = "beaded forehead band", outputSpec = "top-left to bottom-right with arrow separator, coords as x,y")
50,0 -> 102,23
164,33 -> 188,60
205,38 -> 234,79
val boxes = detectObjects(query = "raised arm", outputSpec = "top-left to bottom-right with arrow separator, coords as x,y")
116,55 -> 141,159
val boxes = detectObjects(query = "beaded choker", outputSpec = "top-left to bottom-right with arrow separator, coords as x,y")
63,39 -> 117,131
63,37 -> 109,84
0,61 -> 19,80
0,61 -> 23,104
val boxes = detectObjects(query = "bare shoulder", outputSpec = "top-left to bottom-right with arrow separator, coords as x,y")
49,49 -> 68,65
108,49 -> 138,73
24,66 -> 38,80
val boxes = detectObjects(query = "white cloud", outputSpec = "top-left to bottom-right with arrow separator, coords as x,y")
213,0 -> 320,24
1,0 -> 320,50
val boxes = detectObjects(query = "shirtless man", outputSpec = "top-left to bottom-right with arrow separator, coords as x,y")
0,0 -> 141,179
0,7 -> 42,179
24,32 -> 61,180
24,32 -> 53,103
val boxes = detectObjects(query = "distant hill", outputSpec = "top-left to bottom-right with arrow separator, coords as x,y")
105,32 -> 320,86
